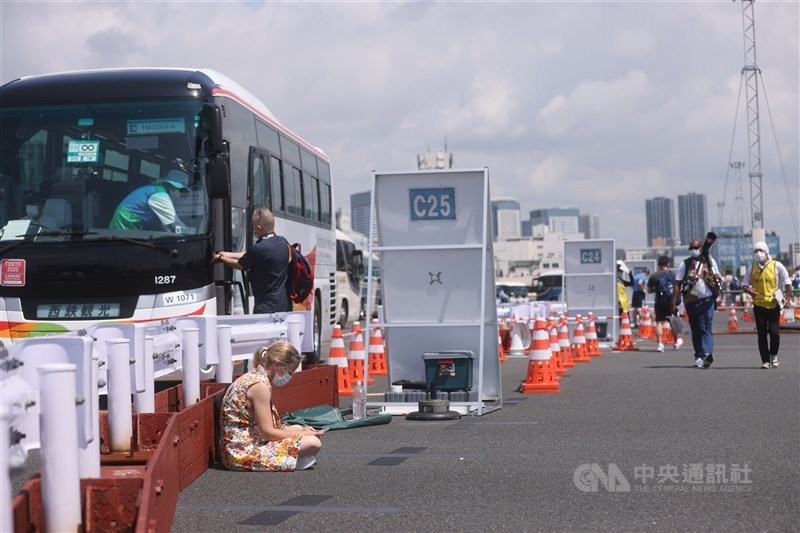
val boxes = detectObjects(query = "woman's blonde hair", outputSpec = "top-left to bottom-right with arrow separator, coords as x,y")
253,341 -> 302,371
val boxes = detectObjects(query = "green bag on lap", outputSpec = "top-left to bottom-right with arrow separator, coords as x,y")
281,404 -> 392,430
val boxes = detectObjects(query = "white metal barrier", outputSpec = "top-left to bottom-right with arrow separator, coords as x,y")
1,311 -> 306,530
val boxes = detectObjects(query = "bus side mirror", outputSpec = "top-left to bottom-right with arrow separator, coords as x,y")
201,103 -> 230,199
206,154 -> 229,199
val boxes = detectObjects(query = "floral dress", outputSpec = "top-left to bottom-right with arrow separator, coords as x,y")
220,367 -> 303,471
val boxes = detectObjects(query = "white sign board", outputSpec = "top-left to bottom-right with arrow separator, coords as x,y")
564,239 -> 616,340
369,168 -> 500,414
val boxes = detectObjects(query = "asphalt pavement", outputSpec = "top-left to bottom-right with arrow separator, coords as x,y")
171,323 -> 800,532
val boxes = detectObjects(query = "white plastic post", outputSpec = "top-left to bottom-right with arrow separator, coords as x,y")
37,363 -> 81,533
182,327 -> 201,407
285,314 -> 304,371
216,325 -> 233,383
78,347 -> 101,479
107,339 -> 133,453
134,336 -> 155,413
1,404 -> 12,533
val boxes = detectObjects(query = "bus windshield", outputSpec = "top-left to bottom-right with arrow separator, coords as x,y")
0,100 -> 211,242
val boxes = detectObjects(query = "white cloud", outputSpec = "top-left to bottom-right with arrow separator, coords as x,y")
1,0 -> 797,249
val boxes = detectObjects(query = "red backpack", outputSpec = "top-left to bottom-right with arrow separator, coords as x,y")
286,242 -> 314,304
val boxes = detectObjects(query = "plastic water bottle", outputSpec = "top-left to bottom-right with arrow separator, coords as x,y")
353,381 -> 366,420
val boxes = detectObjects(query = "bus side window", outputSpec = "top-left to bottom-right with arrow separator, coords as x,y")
285,165 -> 302,217
269,156 -> 283,212
319,182 -> 331,225
251,154 -> 270,210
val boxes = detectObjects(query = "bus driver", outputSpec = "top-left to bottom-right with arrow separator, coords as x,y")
109,170 -> 190,232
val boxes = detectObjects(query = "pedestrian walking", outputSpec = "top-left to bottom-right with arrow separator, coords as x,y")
741,241 -> 792,369
673,234 -> 722,369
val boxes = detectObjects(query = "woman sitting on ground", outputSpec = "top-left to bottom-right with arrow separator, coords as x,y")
221,341 -> 324,471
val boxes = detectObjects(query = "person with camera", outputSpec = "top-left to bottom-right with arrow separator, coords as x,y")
672,234 -> 722,369
741,241 -> 792,369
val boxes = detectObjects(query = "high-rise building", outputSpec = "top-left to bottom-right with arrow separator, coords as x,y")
491,198 -> 521,241
579,214 -> 600,239
529,207 -> 579,228
350,191 -> 372,238
678,193 -> 708,245
645,197 -> 675,247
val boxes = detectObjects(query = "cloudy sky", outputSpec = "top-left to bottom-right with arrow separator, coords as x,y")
2,1 -> 798,250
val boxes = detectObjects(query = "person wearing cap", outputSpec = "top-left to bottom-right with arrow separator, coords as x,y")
22,191 -> 58,230
673,238 -> 721,369
741,241 -> 792,369
109,170 -> 190,232
616,259 -> 633,324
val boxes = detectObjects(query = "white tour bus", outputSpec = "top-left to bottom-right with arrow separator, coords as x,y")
0,68 -> 336,363
335,229 -> 364,326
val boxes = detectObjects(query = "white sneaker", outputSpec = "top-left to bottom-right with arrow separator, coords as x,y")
694,357 -> 704,368
657,343 -> 665,353
674,338 -> 683,350
760,362 -> 770,369
296,455 -> 317,470
771,356 -> 779,367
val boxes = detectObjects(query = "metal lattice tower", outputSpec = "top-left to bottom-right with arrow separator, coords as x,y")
740,0 -> 764,229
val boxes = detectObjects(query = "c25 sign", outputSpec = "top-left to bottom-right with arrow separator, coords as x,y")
409,187 -> 456,221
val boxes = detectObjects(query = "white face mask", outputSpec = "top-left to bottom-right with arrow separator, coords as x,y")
25,205 -> 40,218
690,249 -> 701,258
271,367 -> 293,387
754,251 -> 767,262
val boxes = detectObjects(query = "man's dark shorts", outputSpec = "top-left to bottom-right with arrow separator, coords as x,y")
653,303 -> 672,322
631,291 -> 645,308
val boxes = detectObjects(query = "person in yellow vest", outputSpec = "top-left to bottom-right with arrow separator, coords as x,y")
616,260 -> 633,324
741,241 -> 792,369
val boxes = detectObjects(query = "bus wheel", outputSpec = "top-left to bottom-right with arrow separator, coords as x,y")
305,293 -> 322,366
338,301 -> 348,328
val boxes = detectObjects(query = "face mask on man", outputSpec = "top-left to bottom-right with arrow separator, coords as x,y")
690,249 -> 701,258
25,205 -> 40,219
754,251 -> 767,263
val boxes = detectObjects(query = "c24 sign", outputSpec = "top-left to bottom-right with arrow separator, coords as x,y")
580,248 -> 602,264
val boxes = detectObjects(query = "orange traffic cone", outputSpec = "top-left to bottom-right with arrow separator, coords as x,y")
742,304 -> 754,322
572,316 -> 592,362
613,312 -> 639,351
549,321 -> 566,377
520,318 -> 560,393
638,308 -> 652,340
351,321 -> 363,336
558,319 -> 576,368
662,319 -> 675,345
727,308 -> 739,332
328,325 -> 352,396
368,324 -> 388,375
498,330 -> 508,363
585,316 -> 603,357
348,333 -> 372,385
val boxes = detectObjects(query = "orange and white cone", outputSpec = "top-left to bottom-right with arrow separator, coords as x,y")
727,308 -> 739,332
328,325 -> 352,396
351,321 -> 363,336
498,330 -> 508,363
613,312 -> 639,351
368,325 -> 388,375
662,319 -> 675,345
585,316 -> 603,357
742,304 -> 754,322
348,333 -> 372,385
549,321 -> 566,377
521,318 -> 560,393
638,308 -> 652,340
558,318 -> 576,368
571,316 -> 591,362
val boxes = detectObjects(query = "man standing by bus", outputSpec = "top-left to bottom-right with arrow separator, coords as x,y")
213,207 -> 291,314
741,241 -> 792,369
